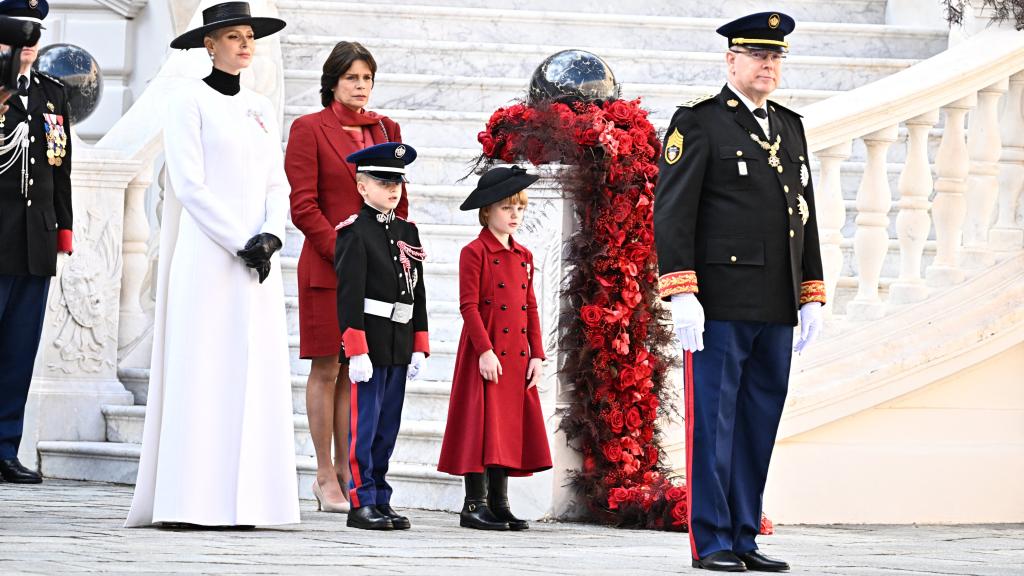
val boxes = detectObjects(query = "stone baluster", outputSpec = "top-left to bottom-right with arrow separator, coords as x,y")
811,141 -> 851,317
926,94 -> 977,286
962,79 -> 1009,268
889,111 -> 939,305
991,71 -> 1024,251
846,125 -> 899,321
118,160 -> 156,367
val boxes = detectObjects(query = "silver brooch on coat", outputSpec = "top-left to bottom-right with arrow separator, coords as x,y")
797,194 -> 810,226
800,163 -> 810,188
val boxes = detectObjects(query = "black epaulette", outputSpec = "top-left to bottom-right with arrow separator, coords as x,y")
678,93 -> 716,108
36,71 -> 64,87
767,99 -> 803,118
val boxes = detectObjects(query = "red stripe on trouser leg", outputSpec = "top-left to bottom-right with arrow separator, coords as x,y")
348,382 -> 362,509
684,350 -> 698,560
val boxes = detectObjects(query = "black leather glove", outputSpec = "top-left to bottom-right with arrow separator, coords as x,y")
237,233 -> 282,268
255,259 -> 271,284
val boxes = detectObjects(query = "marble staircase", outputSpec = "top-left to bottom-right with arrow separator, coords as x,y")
39,0 -> 955,515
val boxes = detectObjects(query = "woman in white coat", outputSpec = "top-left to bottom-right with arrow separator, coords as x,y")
125,2 -> 299,528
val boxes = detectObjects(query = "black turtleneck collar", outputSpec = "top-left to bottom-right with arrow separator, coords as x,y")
203,67 -> 241,96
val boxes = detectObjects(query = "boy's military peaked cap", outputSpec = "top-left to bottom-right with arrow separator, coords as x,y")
0,0 -> 49,20
717,11 -> 795,52
346,142 -> 418,183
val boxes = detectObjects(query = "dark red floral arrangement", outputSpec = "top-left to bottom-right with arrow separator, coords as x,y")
475,98 -> 689,530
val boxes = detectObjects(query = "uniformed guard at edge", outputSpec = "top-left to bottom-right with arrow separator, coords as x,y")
652,10 -> 825,573
335,141 -> 429,531
0,0 -> 73,485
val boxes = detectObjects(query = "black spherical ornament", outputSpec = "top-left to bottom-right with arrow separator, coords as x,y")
528,50 -> 619,106
34,44 -> 103,124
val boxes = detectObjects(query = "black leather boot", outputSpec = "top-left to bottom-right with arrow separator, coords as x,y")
486,467 -> 528,530
459,472 -> 509,530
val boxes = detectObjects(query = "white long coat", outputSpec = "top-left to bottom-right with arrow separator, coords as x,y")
125,79 -> 299,527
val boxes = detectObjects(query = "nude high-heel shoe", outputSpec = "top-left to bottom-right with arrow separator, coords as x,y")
312,480 -> 350,513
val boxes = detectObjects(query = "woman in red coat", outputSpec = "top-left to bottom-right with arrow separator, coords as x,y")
438,166 -> 552,531
285,41 -> 408,513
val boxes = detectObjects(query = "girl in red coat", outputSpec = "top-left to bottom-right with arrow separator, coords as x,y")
285,42 -> 408,514
438,166 -> 552,531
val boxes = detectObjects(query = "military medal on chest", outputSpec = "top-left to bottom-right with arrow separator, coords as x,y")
749,132 -> 783,173
44,112 -> 67,167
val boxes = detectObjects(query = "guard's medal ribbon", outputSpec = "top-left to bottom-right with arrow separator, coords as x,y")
44,114 -> 56,166
664,128 -> 684,165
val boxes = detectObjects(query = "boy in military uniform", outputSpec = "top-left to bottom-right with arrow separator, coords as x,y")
0,0 -> 73,484
653,12 -> 825,572
335,142 -> 429,530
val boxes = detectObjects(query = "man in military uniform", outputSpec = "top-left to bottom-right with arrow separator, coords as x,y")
0,0 -> 72,485
653,12 -> 824,572
335,142 -> 429,530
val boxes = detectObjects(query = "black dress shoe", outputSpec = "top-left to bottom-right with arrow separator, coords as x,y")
346,505 -> 393,530
692,550 -> 747,572
0,458 -> 42,484
488,501 -> 529,531
459,500 -> 509,530
736,550 -> 789,572
375,504 -> 411,530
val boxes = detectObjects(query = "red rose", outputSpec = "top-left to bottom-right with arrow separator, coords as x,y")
665,485 -> 686,502
646,444 -> 659,466
607,486 -> 632,510
671,500 -> 688,524
581,305 -> 603,327
626,407 -> 643,432
760,513 -> 775,535
606,100 -> 635,125
586,332 -> 606,350
611,194 -> 632,222
602,438 -> 623,463
621,436 -> 640,455
479,131 -> 496,156
617,366 -> 636,390
641,425 -> 654,443
607,409 -> 624,433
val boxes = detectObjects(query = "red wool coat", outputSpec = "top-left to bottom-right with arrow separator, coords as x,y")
285,108 -> 408,358
437,228 -> 552,476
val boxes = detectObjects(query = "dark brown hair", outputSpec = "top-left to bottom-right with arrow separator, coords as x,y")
320,41 -> 377,108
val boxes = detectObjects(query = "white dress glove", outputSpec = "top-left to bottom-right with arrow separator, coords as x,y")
407,352 -> 426,381
794,302 -> 823,353
348,354 -> 374,383
671,293 -> 705,352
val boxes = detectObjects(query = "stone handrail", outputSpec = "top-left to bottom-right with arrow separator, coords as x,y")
800,27 -> 1024,320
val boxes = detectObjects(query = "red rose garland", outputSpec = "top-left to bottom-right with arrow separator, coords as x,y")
476,98 -> 686,530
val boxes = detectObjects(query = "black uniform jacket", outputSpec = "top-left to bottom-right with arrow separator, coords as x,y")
0,72 -> 73,277
335,203 -> 429,366
653,85 -> 825,326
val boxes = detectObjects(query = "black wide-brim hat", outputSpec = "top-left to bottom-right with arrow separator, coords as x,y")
460,165 -> 540,211
170,2 -> 286,50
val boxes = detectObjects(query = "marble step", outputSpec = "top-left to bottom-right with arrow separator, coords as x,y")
281,35 -> 915,91
289,335 -> 458,381
297,0 -> 888,23
275,2 -> 946,59
283,70 -> 838,118
101,404 -> 446,466
290,376 -> 453,421
36,441 -> 463,510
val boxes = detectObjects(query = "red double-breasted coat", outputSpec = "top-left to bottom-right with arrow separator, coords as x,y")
437,228 -> 552,476
285,107 -> 408,358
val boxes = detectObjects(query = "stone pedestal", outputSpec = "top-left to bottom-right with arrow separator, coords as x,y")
19,145 -> 141,468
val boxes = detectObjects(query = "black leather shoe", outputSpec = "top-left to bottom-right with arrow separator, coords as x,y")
0,458 -> 42,484
736,550 -> 789,572
346,505 -> 393,530
489,501 -> 529,530
460,500 -> 509,530
375,504 -> 411,530
692,550 -> 747,571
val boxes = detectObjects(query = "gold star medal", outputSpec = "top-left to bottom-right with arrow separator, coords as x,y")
800,163 -> 810,187
664,128 -> 684,165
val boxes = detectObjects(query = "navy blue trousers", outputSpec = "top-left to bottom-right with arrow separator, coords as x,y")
0,274 -> 50,460
347,364 -> 407,508
685,320 -> 792,560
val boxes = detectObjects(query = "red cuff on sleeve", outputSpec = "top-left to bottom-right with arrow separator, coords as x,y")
342,328 -> 369,358
658,270 -> 698,299
800,280 -> 827,305
57,229 -> 73,254
414,331 -> 430,356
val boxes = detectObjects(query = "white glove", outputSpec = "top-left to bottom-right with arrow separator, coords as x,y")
794,302 -> 823,353
407,352 -> 426,381
348,354 -> 374,383
671,293 -> 705,352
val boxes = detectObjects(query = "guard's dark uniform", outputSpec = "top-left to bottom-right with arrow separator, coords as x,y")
652,12 -> 825,566
334,150 -> 428,513
0,0 -> 74,470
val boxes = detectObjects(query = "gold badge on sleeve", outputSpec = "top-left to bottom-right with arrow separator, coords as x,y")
664,128 -> 684,165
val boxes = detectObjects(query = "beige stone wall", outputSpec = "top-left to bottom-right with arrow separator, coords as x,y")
764,342 -> 1024,524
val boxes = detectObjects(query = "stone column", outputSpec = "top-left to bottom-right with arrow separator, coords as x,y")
963,79 -> 1009,268
18,147 -> 142,468
813,141 -> 852,317
927,94 -> 977,287
992,71 -> 1024,251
